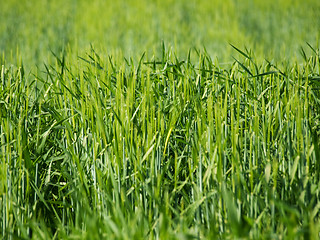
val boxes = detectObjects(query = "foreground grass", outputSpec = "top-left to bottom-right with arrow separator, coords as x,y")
1,46 -> 320,239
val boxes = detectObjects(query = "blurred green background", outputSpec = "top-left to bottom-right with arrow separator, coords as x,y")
1,0 -> 320,69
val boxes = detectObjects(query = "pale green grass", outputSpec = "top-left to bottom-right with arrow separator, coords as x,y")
1,0 -> 320,69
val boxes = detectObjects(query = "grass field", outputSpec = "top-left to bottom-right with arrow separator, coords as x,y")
1,0 -> 320,239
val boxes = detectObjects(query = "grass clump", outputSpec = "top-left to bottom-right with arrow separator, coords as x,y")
1,46 -> 320,239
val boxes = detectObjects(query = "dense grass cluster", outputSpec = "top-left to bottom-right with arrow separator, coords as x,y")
1,0 -> 320,239
1,45 -> 320,239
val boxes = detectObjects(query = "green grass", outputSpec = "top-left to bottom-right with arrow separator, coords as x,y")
1,0 -> 320,69
1,44 -> 320,239
1,0 -> 320,239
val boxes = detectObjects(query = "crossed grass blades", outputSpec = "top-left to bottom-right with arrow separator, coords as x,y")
1,45 -> 320,239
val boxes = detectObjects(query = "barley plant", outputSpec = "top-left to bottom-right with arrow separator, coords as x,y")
1,43 -> 320,239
